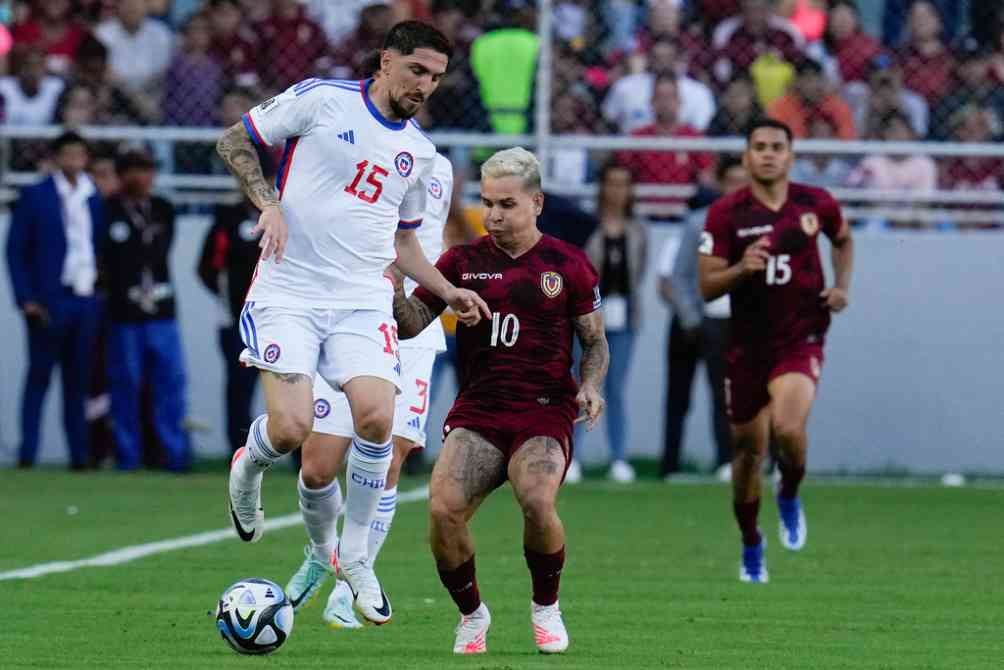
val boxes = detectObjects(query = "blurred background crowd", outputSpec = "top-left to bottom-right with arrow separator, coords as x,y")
2,0 -> 1002,479
0,0 -> 1002,220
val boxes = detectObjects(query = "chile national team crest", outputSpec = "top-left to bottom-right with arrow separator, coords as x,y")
395,151 -> 414,177
314,398 -> 331,419
427,177 -> 443,199
540,271 -> 563,298
801,212 -> 820,236
263,343 -> 281,364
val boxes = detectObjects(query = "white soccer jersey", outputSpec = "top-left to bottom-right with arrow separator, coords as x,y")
242,78 -> 436,313
401,153 -> 452,352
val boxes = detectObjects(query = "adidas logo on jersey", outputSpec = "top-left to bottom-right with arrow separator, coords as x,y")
337,130 -> 355,144
408,416 -> 421,429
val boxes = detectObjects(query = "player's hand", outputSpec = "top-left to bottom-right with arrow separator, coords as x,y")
253,204 -> 288,263
574,383 -> 605,431
820,287 -> 849,312
739,237 -> 771,277
384,264 -> 405,293
446,288 -> 491,326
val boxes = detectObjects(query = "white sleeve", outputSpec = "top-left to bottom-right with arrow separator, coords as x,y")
399,166 -> 430,230
657,236 -> 682,278
242,81 -> 329,148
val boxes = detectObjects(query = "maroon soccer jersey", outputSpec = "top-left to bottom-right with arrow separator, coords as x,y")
702,183 -> 844,352
413,234 -> 600,411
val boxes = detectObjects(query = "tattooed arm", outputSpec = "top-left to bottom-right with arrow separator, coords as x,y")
390,270 -> 444,339
573,310 -> 609,430
216,122 -> 287,261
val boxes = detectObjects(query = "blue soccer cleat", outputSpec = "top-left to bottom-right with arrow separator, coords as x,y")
739,539 -> 769,583
777,495 -> 807,551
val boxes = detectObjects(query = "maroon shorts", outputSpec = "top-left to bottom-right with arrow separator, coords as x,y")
442,399 -> 576,480
725,342 -> 825,424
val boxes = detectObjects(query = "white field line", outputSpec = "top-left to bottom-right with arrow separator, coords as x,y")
0,485 -> 429,581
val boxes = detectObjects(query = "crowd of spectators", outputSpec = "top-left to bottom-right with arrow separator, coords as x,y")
1,0 -> 1003,218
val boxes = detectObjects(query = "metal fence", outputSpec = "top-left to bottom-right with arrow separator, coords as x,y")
2,0 -> 1003,226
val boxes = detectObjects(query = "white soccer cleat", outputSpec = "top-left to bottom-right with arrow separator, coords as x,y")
323,579 -> 363,629
453,602 -> 491,654
227,447 -> 264,543
339,557 -> 392,625
564,459 -> 583,484
608,460 -> 636,483
531,600 -> 569,653
777,496 -> 807,551
285,545 -> 333,611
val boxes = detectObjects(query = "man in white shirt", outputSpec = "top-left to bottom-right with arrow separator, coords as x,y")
94,0 -> 173,96
602,37 -> 715,133
215,20 -> 488,625
0,45 -> 65,125
6,132 -> 104,470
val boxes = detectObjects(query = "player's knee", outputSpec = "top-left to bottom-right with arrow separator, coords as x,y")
771,416 -> 805,445
519,491 -> 557,527
299,464 -> 335,490
353,404 -> 394,443
268,411 -> 312,451
429,492 -> 465,528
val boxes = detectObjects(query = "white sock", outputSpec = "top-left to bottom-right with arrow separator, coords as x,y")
240,414 -> 281,478
340,436 -> 392,563
367,486 -> 397,565
298,471 -> 342,566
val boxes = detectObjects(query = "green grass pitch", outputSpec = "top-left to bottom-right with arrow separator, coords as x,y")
1,469 -> 1001,669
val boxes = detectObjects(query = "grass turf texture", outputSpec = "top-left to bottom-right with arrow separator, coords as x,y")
1,470 -> 1000,669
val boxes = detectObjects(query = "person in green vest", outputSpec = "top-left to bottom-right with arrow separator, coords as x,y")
471,0 -> 539,135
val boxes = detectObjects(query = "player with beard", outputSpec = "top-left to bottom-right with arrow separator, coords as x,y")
215,20 -> 489,624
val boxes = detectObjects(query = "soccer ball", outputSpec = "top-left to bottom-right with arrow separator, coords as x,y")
215,578 -> 294,654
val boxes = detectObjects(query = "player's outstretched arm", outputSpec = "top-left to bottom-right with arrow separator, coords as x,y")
390,273 -> 443,339
394,229 -> 490,325
821,224 -> 853,312
573,310 -> 609,430
216,123 -> 287,261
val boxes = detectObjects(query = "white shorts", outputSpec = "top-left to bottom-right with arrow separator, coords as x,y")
312,346 -> 438,447
238,302 -> 401,391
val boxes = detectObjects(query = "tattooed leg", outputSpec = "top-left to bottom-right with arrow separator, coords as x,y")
429,428 -> 506,569
509,437 -> 567,554
258,370 -> 314,453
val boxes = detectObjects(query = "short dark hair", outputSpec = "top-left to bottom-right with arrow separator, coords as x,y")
382,20 -> 453,60
716,155 -> 744,181
746,118 -> 794,144
597,159 -> 635,218
51,131 -> 89,154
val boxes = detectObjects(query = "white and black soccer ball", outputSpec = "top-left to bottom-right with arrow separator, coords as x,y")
215,578 -> 294,654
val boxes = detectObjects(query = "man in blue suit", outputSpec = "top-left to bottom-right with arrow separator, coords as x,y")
6,131 -> 105,469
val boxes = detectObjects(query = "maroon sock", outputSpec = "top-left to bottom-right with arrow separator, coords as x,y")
778,462 -> 806,500
524,546 -> 565,606
733,499 -> 762,546
437,556 -> 481,616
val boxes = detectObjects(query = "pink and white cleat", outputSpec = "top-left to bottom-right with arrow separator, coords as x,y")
452,603 -> 490,654
531,600 -> 569,654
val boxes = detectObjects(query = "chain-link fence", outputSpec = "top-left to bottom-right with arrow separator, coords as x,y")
2,0 -> 1004,226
